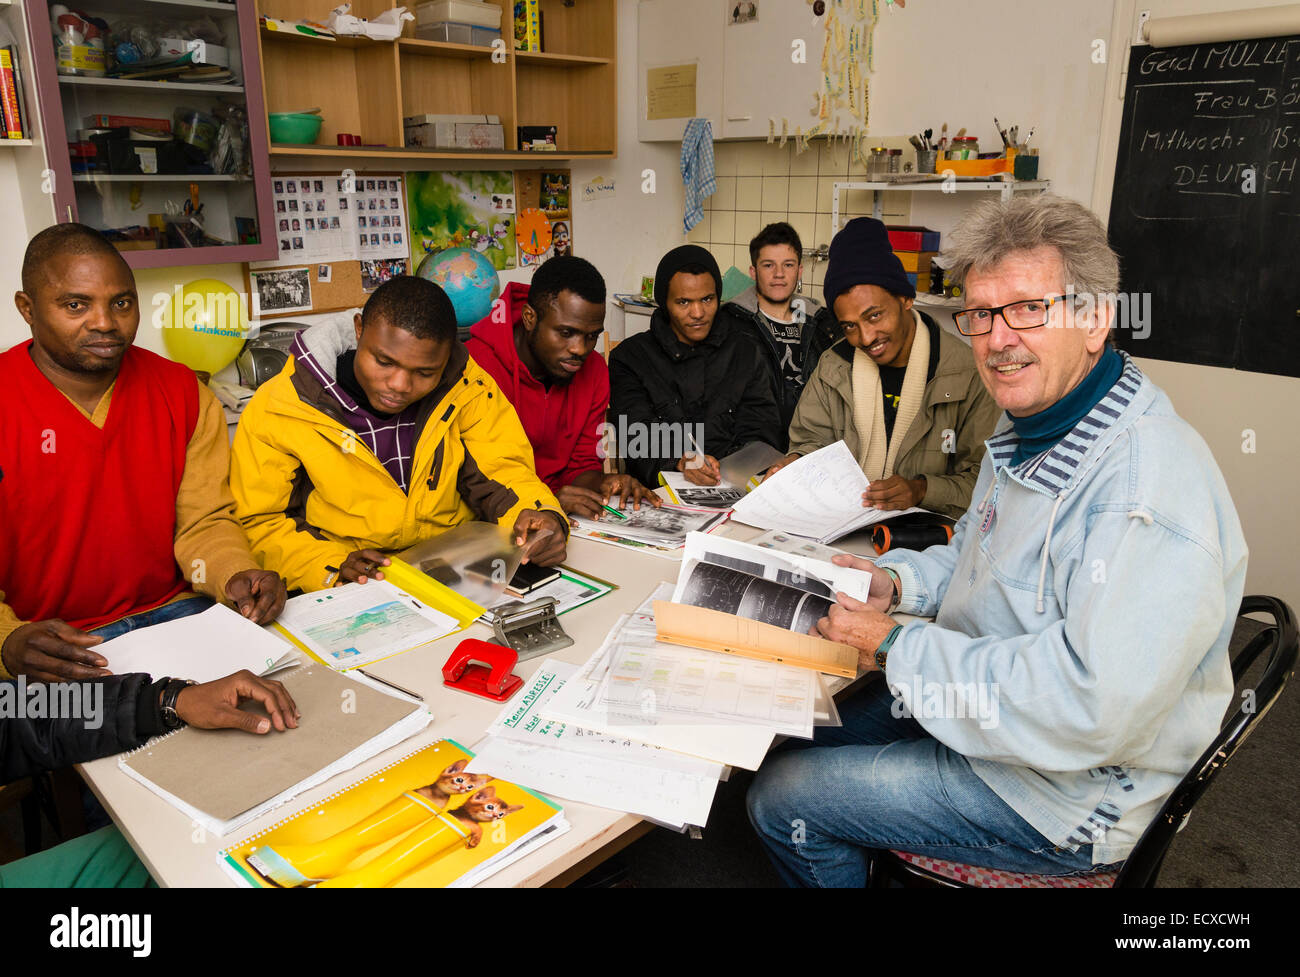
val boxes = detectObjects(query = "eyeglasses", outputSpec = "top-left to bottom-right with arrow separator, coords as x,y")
952,294 -> 1078,337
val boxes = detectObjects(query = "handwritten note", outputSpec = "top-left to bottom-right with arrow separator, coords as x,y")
646,63 -> 697,121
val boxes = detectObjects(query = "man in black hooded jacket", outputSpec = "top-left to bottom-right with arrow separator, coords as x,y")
608,245 -> 781,487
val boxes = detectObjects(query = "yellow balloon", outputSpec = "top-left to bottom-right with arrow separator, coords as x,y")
160,277 -> 249,374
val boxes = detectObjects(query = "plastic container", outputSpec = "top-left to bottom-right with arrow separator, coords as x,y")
174,109 -> 219,153
268,113 -> 323,144
471,26 -> 502,46
416,21 -> 473,44
416,0 -> 502,29
947,136 -> 979,160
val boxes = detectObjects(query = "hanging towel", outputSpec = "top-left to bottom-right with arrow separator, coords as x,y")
680,118 -> 716,233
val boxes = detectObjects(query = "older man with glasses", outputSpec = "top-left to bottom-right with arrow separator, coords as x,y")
746,194 -> 1248,887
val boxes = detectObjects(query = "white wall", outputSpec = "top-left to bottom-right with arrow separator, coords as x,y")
1093,0 -> 1300,610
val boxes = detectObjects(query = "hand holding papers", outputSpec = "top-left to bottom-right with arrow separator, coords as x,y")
658,441 -> 787,508
731,440 -> 927,542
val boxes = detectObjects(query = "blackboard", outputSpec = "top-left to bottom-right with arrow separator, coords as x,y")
1108,34 -> 1300,378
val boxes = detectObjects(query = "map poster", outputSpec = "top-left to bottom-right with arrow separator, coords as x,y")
276,580 -> 461,671
405,171 -> 516,273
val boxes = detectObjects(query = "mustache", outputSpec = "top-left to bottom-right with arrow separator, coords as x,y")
984,350 -> 1037,368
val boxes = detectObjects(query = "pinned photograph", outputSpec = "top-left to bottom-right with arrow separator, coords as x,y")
251,267 -> 313,317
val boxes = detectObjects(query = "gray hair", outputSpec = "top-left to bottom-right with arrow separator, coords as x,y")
940,194 -> 1120,298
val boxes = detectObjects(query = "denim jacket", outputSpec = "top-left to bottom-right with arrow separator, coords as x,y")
875,353 -> 1247,864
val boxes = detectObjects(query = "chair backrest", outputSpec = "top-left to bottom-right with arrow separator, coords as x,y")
1115,595 -> 1299,887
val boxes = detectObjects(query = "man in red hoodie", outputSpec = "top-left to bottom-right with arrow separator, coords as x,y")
467,256 -> 658,518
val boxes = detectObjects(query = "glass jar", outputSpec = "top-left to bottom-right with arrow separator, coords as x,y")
888,148 -> 902,173
948,136 -> 980,160
868,147 -> 888,177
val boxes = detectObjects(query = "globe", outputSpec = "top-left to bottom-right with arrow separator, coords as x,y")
414,247 -> 501,329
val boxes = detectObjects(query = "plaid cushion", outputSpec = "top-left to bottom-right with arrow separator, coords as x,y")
890,850 -> 1119,888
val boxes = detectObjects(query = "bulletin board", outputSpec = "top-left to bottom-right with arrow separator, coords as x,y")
247,171 -> 411,318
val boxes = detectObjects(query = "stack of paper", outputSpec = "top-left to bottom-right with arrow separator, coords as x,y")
731,440 -> 926,542
467,660 -> 724,830
534,585 -> 814,770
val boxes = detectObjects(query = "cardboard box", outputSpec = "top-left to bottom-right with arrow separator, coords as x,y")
886,225 -> 940,252
513,0 -> 540,51
84,114 -> 170,132
893,250 -> 937,274
404,115 -> 502,148
455,122 -> 503,149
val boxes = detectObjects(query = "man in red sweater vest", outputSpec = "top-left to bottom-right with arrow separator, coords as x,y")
0,224 -> 288,683
466,256 -> 658,519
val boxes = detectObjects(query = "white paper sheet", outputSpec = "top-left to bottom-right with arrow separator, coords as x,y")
99,604 -> 295,685
731,440 -> 926,542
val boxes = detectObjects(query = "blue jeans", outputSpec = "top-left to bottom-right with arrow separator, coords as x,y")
89,595 -> 214,642
746,678 -> 1109,887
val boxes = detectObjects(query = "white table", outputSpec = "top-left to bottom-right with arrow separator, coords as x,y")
79,519 -> 884,887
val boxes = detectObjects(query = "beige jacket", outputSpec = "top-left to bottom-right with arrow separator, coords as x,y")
787,314 -> 1001,520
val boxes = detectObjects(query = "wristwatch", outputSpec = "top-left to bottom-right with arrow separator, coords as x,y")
874,625 -> 903,673
159,677 -> 196,731
881,566 -> 902,614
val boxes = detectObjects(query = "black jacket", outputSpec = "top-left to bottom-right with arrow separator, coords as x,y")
725,293 -> 841,449
608,307 -> 782,486
0,674 -> 167,784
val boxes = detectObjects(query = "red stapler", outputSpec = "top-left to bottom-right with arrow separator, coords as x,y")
442,639 -> 523,702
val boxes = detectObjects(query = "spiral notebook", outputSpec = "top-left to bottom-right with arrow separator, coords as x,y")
119,664 -> 431,836
218,740 -> 569,888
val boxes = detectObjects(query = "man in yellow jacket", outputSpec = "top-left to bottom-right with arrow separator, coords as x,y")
231,276 -> 567,593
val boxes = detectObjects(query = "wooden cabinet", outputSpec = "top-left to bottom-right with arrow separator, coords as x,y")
24,0 -> 277,268
637,0 -> 826,142
257,0 -> 618,164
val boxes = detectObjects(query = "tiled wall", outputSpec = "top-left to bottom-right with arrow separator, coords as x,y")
687,138 -> 914,297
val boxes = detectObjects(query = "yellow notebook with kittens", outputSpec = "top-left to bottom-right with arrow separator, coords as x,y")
219,740 -> 568,888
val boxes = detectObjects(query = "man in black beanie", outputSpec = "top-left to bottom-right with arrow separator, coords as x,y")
766,218 -> 998,520
609,245 -> 781,487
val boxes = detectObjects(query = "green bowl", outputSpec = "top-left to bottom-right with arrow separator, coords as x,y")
269,112 -> 323,144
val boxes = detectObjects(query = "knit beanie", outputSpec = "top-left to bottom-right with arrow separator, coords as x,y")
654,245 -> 723,308
822,217 -> 915,311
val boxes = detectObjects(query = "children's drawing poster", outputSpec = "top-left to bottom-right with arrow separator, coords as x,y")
514,169 -> 572,267
405,172 -> 517,272
220,740 -> 563,888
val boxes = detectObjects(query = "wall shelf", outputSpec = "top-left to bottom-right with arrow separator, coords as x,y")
515,51 -> 611,66
72,173 -> 252,182
397,38 -> 497,60
256,0 -> 617,160
269,143 -> 613,162
58,76 -> 246,94
832,178 -> 1052,225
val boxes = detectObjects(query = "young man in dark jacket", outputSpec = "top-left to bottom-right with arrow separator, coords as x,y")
608,245 -> 781,487
725,222 -> 840,448
0,669 -> 297,886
